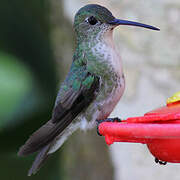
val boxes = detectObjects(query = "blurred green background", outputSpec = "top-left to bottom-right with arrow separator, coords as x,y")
0,0 -> 113,179
0,0 -> 61,179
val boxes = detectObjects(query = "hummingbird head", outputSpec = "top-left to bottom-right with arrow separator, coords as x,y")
74,4 -> 159,42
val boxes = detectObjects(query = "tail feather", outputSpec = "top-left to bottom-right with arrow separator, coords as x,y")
28,144 -> 51,176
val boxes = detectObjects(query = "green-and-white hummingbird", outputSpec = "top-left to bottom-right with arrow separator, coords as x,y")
18,4 -> 160,176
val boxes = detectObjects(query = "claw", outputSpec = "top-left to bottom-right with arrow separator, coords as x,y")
96,120 -> 103,136
96,124 -> 102,136
112,117 -> 121,122
96,117 -> 121,136
98,117 -> 121,123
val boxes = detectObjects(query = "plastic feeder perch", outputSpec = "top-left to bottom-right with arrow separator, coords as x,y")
98,92 -> 180,164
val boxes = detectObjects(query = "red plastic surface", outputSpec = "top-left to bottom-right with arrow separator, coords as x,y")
99,102 -> 180,163
126,103 -> 180,123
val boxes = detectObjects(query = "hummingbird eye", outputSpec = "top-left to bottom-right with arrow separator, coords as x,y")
87,16 -> 98,25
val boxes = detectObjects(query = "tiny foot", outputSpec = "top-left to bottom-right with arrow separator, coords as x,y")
96,117 -> 121,136
98,117 -> 121,123
96,124 -> 102,136
155,158 -> 167,165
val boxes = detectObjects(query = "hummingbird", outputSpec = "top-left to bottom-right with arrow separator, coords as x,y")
18,4 -> 160,176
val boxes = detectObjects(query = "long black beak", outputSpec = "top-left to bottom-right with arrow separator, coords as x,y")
109,19 -> 160,31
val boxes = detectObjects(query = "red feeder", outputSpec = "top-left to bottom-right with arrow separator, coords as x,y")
98,92 -> 180,164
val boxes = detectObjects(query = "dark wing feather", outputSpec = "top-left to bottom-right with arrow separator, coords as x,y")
27,144 -> 51,176
18,74 -> 99,156
51,88 -> 82,123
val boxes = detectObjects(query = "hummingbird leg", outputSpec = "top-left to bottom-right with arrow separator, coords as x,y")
155,158 -> 167,165
96,117 -> 121,136
105,117 -> 121,122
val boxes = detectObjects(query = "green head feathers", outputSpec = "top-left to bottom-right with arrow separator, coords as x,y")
73,4 -> 115,42
74,4 -> 115,27
73,4 -> 159,42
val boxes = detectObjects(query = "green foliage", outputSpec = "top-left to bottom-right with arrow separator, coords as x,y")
0,53 -> 33,129
0,0 -> 68,179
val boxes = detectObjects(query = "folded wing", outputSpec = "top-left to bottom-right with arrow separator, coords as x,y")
18,72 -> 99,156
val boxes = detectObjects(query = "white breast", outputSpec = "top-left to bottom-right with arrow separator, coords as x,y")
92,29 -> 123,77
